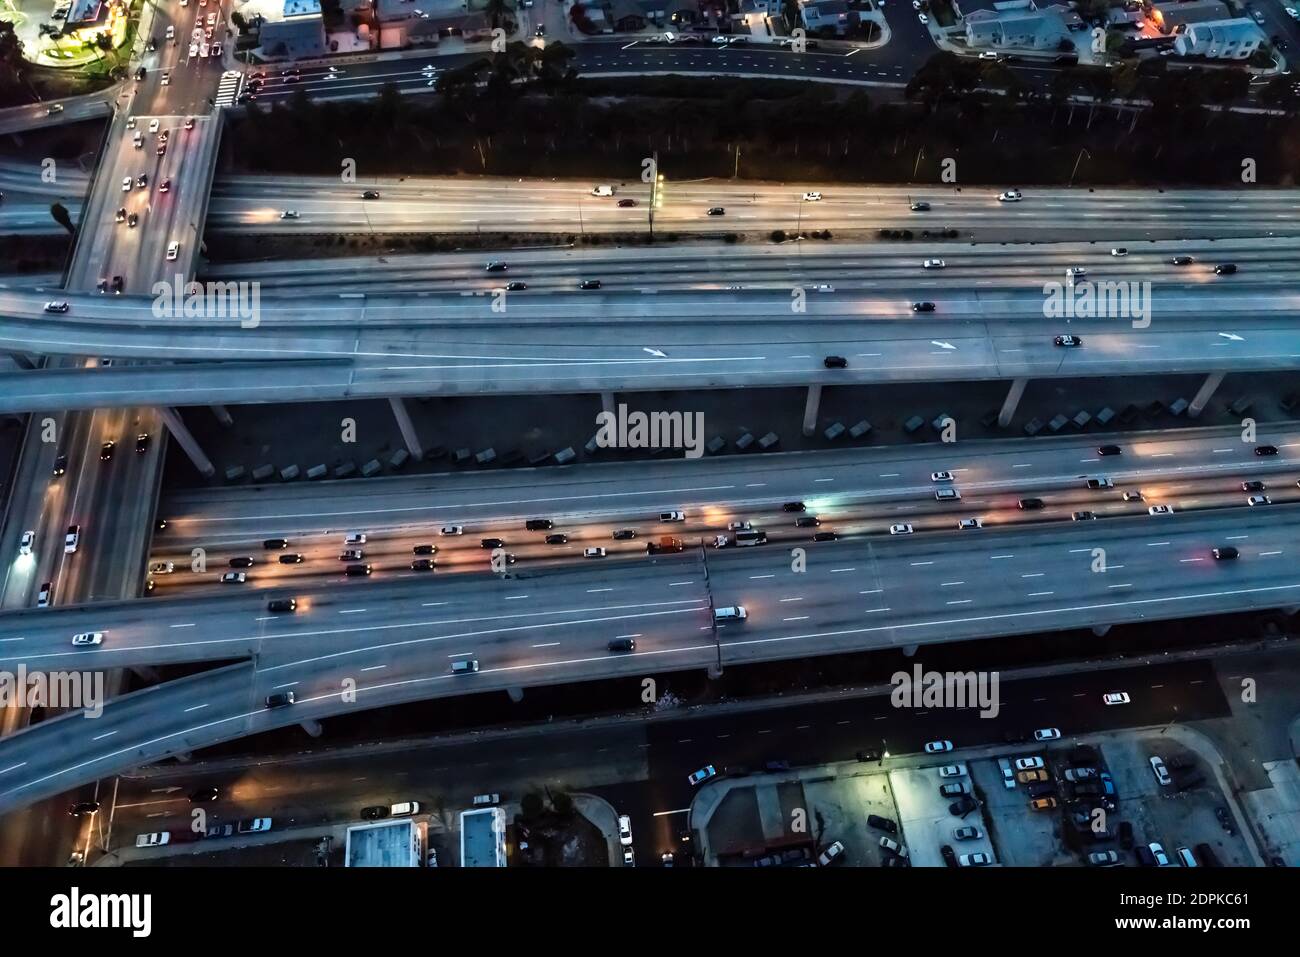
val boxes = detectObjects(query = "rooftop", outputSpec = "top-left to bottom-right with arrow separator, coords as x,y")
345,819 -> 421,867
460,807 -> 507,867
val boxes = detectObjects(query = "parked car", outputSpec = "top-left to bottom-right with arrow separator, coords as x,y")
817,840 -> 845,866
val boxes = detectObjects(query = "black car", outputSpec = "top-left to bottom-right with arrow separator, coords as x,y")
413,544 -> 437,555
481,538 -> 505,549
781,501 -> 806,512
706,207 -> 725,216
940,844 -> 958,867
910,202 -> 931,211
52,454 -> 67,476
1195,843 -> 1222,867
812,531 -> 838,542
949,795 -> 978,816
525,519 -> 554,531
229,557 -> 254,568
485,261 -> 508,272
1054,335 -> 1082,347
263,538 -> 289,549
1118,821 -> 1134,849
1215,806 -> 1236,833
267,598 -> 297,613
100,441 -> 115,461
1097,445 -> 1121,456
607,638 -> 636,652
1170,255 -> 1194,266
911,301 -> 936,312
1018,497 -> 1045,510
362,190 -> 381,199
856,749 -> 881,762
1214,263 -> 1237,275
1255,445 -> 1279,456
794,516 -> 820,528
111,275 -> 124,294
360,805 -> 389,820
68,801 -> 101,817
544,534 -> 568,545
135,432 -> 149,453
116,206 -> 126,222
189,786 -> 219,803
612,529 -> 637,540
823,355 -> 848,369
265,692 -> 295,708
1135,845 -> 1157,867
867,814 -> 898,834
410,559 -> 435,571
618,198 -> 636,208
1212,546 -> 1239,561
505,281 -> 527,291
579,279 -> 602,290
135,66 -> 147,80
1241,480 -> 1266,492
278,553 -> 303,565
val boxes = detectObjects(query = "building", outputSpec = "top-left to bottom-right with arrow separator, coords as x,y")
607,0 -> 648,31
65,0 -> 106,28
256,0 -> 330,57
345,819 -> 424,867
1172,16 -> 1265,58
801,0 -> 858,36
372,0 -> 493,48
1150,0 -> 1228,34
964,2 -> 1074,50
460,807 -> 507,867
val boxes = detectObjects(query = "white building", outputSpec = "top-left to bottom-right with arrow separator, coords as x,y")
1172,17 -> 1265,59
964,2 -> 1073,50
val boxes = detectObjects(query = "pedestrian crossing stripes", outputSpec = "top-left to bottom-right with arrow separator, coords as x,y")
215,71 -> 243,108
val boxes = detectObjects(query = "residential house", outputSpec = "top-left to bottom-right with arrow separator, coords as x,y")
1150,0 -> 1228,34
964,2 -> 1073,50
1172,16 -> 1265,58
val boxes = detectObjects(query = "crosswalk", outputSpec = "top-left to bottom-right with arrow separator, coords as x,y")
215,70 -> 243,108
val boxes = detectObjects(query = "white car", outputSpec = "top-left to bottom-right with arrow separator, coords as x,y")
439,525 -> 463,536
1123,490 -> 1145,502
1033,728 -> 1061,741
71,632 -> 104,647
166,241 -> 179,262
924,740 -> 953,754
817,840 -> 845,866
953,825 -> 982,840
344,532 -> 367,545
813,283 -> 835,292
1103,691 -> 1131,706
165,25 -> 175,38
1110,247 -> 1128,257
207,11 -> 217,24
711,34 -> 730,44
1149,755 -> 1172,786
659,510 -> 685,522
135,832 -> 170,847
978,51 -> 1000,60
583,547 -> 606,558
121,176 -> 132,192
37,583 -> 52,607
220,571 -> 246,584
390,801 -> 420,816
1147,504 -> 1174,515
958,517 -> 982,530
889,523 -> 914,535
918,11 -> 929,22
931,470 -> 954,482
959,852 -> 993,866
938,763 -> 967,778
878,836 -> 908,857
280,210 -> 300,219
189,41 -> 198,56
923,259 -> 946,269
802,191 -> 823,202
18,530 -> 34,556
618,814 -> 633,846
161,72 -> 170,85
64,525 -> 80,554
687,765 -> 717,786
999,759 -> 1015,789
1248,494 -> 1271,506
727,521 -> 753,531
1014,756 -> 1045,771
148,119 -> 160,133
623,848 -> 635,866
1148,842 -> 1171,866
998,189 -> 1022,202
1288,6 -> 1299,18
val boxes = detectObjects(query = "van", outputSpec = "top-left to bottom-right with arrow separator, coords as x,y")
935,487 -> 961,501
473,793 -> 500,805
451,658 -> 479,674
734,529 -> 766,547
390,801 -> 420,817
525,519 -> 553,531
714,606 -> 747,622
591,185 -> 615,197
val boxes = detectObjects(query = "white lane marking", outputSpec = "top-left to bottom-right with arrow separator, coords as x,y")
940,581 -> 965,587
669,581 -> 694,587
422,602 -> 447,607
783,616 -> 810,622
1022,573 -> 1044,578
1260,550 -> 1283,556
1027,591 -> 1054,597
531,642 -> 561,648
946,599 -> 973,605
1107,583 -> 1133,589
169,623 -> 195,629
830,567 -> 855,573
750,574 -> 775,580
0,763 -> 26,774
504,595 -> 530,600
339,608 -> 367,614
779,597 -> 804,603
910,561 -> 934,567
990,554 -> 1014,559
1180,558 -> 1204,563
183,704 -> 209,713
587,588 -> 613,593
254,616 -> 277,622
1147,541 -> 1171,546
92,731 -> 117,741
360,664 -> 388,671
865,607 -> 891,613
860,589 -> 882,595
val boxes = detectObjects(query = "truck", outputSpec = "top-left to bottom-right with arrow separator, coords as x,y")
648,536 -> 685,554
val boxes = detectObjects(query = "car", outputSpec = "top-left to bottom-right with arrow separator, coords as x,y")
362,190 -> 381,199
42,298 -> 73,316
867,814 -> 897,833
148,561 -> 175,575
918,11 -> 929,22
935,488 -> 961,502
998,189 -> 1022,202
439,525 -> 464,536
97,439 -> 116,462
166,241 -> 179,262
581,547 -> 607,559
122,176 -> 132,192
115,206 -> 127,223
211,42 -> 222,56
17,530 -> 36,556
794,516 -> 821,528
978,50 -> 1000,60
803,192 -> 823,202
817,840 -> 845,866
617,814 -> 633,845
938,764 -> 967,778
189,786 -> 219,803
64,525 -> 80,553
37,582 -> 52,607
879,836 -> 908,856
706,207 -> 725,216
1054,335 -> 1082,347
889,523 -> 914,535
480,538 -> 505,550
220,572 -> 245,587
505,281 -> 527,291
579,279 -> 602,290
237,818 -> 272,834
1242,480 -> 1267,492
659,510 -> 685,523
949,795 -> 978,816
1215,263 -> 1237,275
910,202 -> 931,211
911,301 -> 936,312
607,638 -> 635,653
923,259 -> 946,269
71,632 -> 103,647
823,355 -> 847,369
687,765 -> 717,786
485,261 -> 508,272
1018,498 -> 1044,510
1255,445 -> 1279,456
611,529 -> 637,541
1029,796 -> 1057,811
135,832 -> 170,848
959,852 -> 993,866
1149,755 -> 1172,786
389,801 -> 420,817
279,210 -> 300,220
1148,504 -> 1174,515
111,275 -> 124,295
133,432 -> 151,454
1212,546 -> 1239,560
617,198 -> 636,208
1088,850 -> 1120,866
360,805 -> 389,820
160,71 -> 170,86
1147,842 -> 1171,866
339,549 -> 364,562
1103,691 -> 1130,705
931,470 -> 954,482
1122,490 -> 1144,502
184,116 -> 194,130
51,454 -> 67,477
410,558 -> 435,571
952,824 -> 983,842
1033,728 -> 1061,741
1086,477 -> 1113,489
1170,255 -> 1195,266
1063,766 -> 1097,781
1017,768 -> 1049,783
267,598 -> 297,613
957,518 -> 982,530
1215,806 -> 1236,833
924,740 -> 953,754
1014,756 -> 1045,771
782,502 -> 806,512
69,801 -> 102,817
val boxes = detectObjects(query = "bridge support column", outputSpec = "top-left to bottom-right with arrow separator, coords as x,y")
802,385 -> 823,437
601,391 -> 616,415
1188,372 -> 1225,419
506,687 -> 524,703
1092,625 -> 1111,637
160,408 -> 215,478
7,353 -> 36,371
299,720 -> 323,738
902,643 -> 919,657
210,404 -> 233,427
998,377 -> 1029,428
388,397 -> 423,461
173,751 -> 192,763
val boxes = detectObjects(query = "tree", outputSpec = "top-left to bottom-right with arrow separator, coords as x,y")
0,20 -> 27,107
781,0 -> 802,31
231,10 -> 248,32
50,202 -> 75,234
485,0 -> 512,30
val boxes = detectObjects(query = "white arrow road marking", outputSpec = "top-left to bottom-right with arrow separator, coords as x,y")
643,348 -> 668,357
1218,332 -> 1244,341
931,341 -> 956,350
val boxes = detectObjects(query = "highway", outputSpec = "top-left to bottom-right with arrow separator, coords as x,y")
0,505 -> 1296,814
142,424 -> 1300,595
